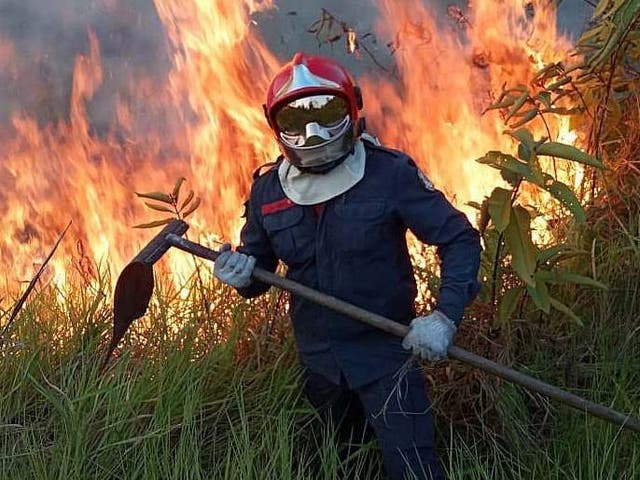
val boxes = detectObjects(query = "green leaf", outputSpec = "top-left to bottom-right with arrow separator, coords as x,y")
172,177 -> 186,202
507,128 -> 536,147
535,142 -> 604,168
487,188 -> 512,233
179,190 -> 195,212
500,169 -> 522,187
504,206 -> 537,286
536,270 -> 608,289
517,143 -> 531,161
485,94 -> 517,112
536,91 -> 552,109
182,197 -> 201,218
476,151 -> 533,179
498,287 -> 523,326
542,176 -> 587,223
505,91 -> 529,122
526,274 -> 551,313
545,77 -> 571,90
536,63 -> 555,78
549,297 -> 583,326
593,0 -> 612,18
537,244 -> 570,263
133,218 -> 174,229
509,108 -> 538,128
136,191 -> 173,204
478,150 -> 586,222
538,246 -> 588,267
544,107 -> 584,115
144,202 -> 175,214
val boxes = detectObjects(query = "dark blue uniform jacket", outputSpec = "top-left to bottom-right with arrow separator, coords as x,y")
237,141 -> 481,388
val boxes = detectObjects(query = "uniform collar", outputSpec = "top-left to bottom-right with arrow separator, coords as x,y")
278,140 -> 366,205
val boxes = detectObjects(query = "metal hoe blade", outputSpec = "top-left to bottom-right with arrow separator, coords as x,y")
102,262 -> 155,368
102,220 -> 189,369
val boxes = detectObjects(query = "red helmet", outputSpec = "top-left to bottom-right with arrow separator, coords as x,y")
264,52 -> 363,172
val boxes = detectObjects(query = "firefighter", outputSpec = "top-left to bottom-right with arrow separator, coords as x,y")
213,52 -> 481,480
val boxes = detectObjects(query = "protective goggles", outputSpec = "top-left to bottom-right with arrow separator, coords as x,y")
275,94 -> 350,147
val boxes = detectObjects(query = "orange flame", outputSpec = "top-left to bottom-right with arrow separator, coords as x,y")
152,0 -> 280,238
347,29 -> 358,54
364,0 -> 574,214
0,0 -> 578,296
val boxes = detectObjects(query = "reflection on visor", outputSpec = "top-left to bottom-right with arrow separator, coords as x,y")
280,116 -> 350,148
275,94 -> 349,135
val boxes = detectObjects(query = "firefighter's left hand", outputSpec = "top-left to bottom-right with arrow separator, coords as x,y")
402,310 -> 457,361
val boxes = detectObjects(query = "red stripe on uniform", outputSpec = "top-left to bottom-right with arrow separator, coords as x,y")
261,198 -> 296,215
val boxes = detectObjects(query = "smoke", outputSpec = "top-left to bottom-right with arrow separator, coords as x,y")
0,0 -> 170,132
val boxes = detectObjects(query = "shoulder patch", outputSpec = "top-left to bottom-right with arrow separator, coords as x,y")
405,158 -> 435,191
416,168 -> 435,191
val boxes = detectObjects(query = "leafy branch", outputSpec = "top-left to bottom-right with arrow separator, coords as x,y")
475,0 -> 639,325
483,0 -> 640,200
134,177 -> 201,229
475,129 -> 606,325
483,63 -> 588,131
133,177 -> 210,314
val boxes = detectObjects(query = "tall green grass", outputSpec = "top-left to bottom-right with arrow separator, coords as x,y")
0,226 -> 638,479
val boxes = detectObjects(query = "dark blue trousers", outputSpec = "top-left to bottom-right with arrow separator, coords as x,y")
302,364 -> 446,480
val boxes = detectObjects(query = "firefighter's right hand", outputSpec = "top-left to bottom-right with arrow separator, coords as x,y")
213,243 -> 256,288
402,310 -> 456,362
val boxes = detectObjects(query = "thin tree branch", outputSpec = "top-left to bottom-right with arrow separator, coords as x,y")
0,220 -> 72,344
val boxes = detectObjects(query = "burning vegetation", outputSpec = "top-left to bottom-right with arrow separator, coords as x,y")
1,0 -> 582,289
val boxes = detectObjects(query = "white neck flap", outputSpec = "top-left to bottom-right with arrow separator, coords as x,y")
278,140 -> 366,205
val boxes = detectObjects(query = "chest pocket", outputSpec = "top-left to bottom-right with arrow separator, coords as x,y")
333,200 -> 389,254
262,206 -> 313,266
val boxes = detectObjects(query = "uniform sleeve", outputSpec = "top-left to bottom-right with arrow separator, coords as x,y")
235,191 -> 278,299
394,158 -> 482,325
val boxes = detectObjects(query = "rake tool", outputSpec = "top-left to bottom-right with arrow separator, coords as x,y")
105,219 -> 640,434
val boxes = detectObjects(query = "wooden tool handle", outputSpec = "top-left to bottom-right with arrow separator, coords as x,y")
165,234 -> 640,434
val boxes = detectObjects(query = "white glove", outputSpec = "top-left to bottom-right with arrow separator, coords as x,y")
213,243 -> 256,288
402,310 -> 457,362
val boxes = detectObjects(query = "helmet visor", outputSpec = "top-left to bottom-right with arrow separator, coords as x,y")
274,94 -> 349,137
